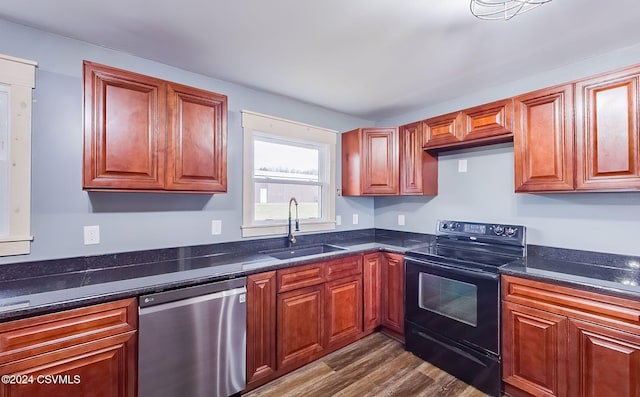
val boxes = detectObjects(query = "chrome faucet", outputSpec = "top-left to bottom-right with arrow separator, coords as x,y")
288,197 -> 299,246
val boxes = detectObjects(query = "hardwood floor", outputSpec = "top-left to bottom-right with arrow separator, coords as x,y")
244,332 -> 490,397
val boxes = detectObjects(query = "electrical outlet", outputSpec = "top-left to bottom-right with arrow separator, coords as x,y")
83,225 -> 100,245
336,215 -> 342,226
352,214 -> 359,225
211,220 -> 222,235
458,159 -> 468,173
398,214 -> 405,226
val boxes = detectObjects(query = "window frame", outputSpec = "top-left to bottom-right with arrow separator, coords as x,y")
241,110 -> 337,238
0,54 -> 36,257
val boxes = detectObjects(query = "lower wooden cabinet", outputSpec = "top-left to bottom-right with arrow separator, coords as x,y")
277,284 -> 325,370
363,252 -> 382,333
245,254 -> 368,391
381,252 -> 404,337
245,252 -> 406,391
325,275 -> 363,348
246,271 -> 277,386
568,319 -> 640,397
502,301 -> 568,397
502,275 -> 640,397
0,299 -> 137,397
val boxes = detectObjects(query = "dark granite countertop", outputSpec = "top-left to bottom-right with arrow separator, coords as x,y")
4,229 -> 640,322
501,245 -> 640,300
0,229 -> 432,321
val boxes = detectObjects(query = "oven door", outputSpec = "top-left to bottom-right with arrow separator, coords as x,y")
405,257 -> 500,354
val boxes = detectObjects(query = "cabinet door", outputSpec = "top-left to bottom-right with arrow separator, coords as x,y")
502,301 -> 568,397
575,68 -> 640,190
514,84 -> 574,192
568,319 -> 640,397
83,61 -> 166,190
363,253 -> 381,333
0,332 -> 137,397
325,275 -> 363,348
277,285 -> 324,370
166,83 -> 227,192
246,272 -> 277,387
399,122 -> 437,195
361,128 -> 399,195
423,111 -> 462,148
462,98 -> 514,141
380,252 -> 404,335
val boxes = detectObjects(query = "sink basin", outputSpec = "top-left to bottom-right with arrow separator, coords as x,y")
262,244 -> 346,260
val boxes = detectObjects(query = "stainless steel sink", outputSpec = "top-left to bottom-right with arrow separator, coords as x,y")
262,244 -> 346,260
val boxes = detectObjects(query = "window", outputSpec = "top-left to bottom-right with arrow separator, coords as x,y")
0,54 -> 36,256
241,110 -> 337,238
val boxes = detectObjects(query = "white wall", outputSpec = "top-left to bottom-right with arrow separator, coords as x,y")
0,19 -> 375,264
374,43 -> 640,256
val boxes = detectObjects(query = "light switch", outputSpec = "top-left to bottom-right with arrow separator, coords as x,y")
211,220 -> 222,235
398,215 -> 405,226
352,214 -> 359,225
336,215 -> 342,226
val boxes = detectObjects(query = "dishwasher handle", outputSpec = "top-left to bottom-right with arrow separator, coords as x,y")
139,276 -> 246,308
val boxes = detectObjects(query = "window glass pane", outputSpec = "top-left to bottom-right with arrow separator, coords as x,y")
0,85 -> 9,237
418,272 -> 477,327
254,183 -> 320,221
254,139 -> 319,182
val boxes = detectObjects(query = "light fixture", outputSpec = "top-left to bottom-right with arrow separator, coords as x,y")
470,0 -> 553,20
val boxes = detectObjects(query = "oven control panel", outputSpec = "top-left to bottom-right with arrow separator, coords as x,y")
437,220 -> 526,245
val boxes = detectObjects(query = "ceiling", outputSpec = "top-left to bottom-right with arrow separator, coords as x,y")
1,0 -> 640,120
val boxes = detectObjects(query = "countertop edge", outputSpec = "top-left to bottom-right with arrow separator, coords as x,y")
500,262 -> 640,301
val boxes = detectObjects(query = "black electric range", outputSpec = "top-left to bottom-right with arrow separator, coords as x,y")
404,220 -> 526,397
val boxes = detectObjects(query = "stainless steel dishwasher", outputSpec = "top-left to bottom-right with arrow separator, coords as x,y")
138,277 -> 247,397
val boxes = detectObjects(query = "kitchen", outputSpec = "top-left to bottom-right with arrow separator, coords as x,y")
1,1 -> 640,396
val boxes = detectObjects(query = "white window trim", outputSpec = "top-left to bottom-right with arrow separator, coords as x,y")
0,54 -> 36,256
241,110 -> 337,238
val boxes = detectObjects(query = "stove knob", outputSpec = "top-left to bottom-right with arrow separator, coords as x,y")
505,227 -> 517,237
448,222 -> 458,230
493,225 -> 504,235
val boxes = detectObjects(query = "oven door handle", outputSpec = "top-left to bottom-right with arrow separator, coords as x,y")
405,258 -> 500,281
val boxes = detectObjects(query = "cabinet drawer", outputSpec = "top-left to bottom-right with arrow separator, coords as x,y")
325,255 -> 362,281
502,275 -> 640,335
0,298 -> 137,365
277,263 -> 325,293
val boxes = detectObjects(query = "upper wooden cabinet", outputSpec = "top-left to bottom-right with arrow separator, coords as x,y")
575,65 -> 640,191
423,98 -> 513,150
342,127 -> 398,195
514,84 -> 575,192
515,64 -> 640,193
423,111 -> 463,147
342,126 -> 437,196
83,61 -> 227,193
399,122 -> 438,195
